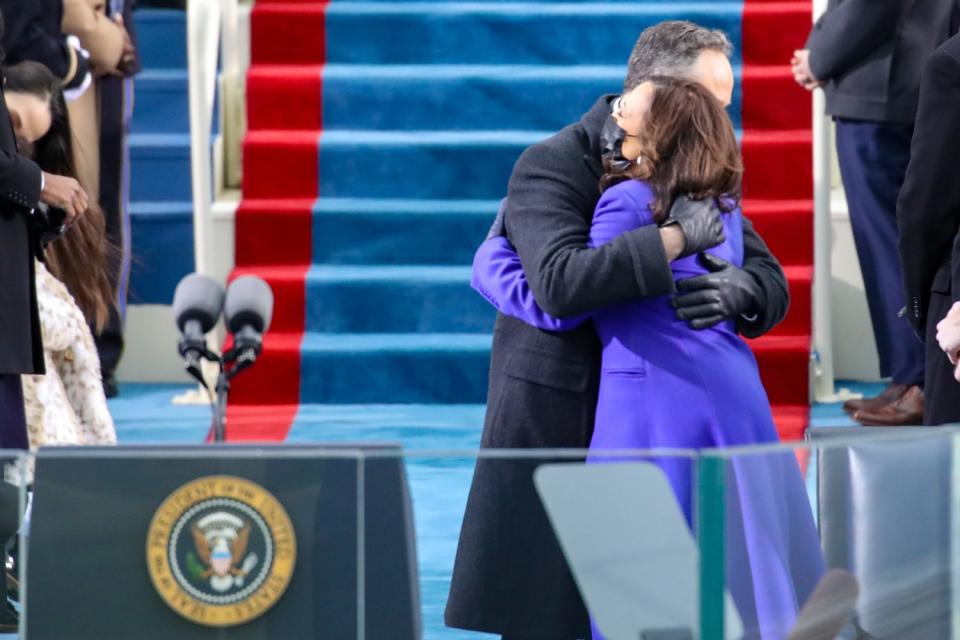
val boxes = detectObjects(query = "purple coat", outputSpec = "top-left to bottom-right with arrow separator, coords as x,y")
472,179 -> 824,639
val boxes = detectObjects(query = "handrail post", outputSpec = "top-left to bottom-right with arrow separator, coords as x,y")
185,0 -> 227,391
811,0 -> 836,402
186,0 -> 222,277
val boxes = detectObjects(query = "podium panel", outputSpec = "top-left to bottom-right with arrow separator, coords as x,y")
25,445 -> 421,640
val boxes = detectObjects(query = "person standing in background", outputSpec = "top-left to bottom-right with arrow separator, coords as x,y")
62,0 -> 130,216
0,13 -> 90,630
898,32 -> 960,424
792,0 -> 954,426
0,11 -> 90,451
95,0 -> 138,398
2,62 -> 118,473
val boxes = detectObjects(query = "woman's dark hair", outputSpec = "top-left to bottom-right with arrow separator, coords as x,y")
5,61 -> 115,331
601,77 -> 743,224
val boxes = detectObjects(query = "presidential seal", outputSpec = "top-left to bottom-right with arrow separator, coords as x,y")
146,475 -> 296,627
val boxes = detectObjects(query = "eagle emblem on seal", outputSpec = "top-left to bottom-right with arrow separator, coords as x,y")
190,512 -> 260,593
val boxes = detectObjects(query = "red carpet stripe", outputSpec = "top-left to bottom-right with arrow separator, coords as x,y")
742,0 -> 814,439
226,0 -> 329,441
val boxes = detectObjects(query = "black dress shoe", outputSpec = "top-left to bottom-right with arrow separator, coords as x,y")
103,373 -> 119,399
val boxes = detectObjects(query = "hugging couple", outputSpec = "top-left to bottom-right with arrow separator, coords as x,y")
446,20 -> 827,640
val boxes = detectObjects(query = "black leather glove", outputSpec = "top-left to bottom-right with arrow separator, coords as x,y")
664,197 -> 725,259
487,198 -> 507,239
672,253 -> 763,329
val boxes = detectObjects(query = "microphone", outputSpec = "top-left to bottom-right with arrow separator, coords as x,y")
224,275 -> 273,366
172,273 -> 225,376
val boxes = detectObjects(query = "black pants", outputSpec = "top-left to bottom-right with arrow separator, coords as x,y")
94,74 -> 133,378
924,283 -> 960,424
0,375 -> 27,452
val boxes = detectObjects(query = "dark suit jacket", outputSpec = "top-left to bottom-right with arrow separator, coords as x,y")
0,0 -> 89,89
898,33 -> 960,334
446,96 -> 789,638
0,68 -> 44,375
806,0 -> 954,123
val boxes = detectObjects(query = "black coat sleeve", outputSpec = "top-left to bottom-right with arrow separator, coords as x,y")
805,0 -> 903,81
737,216 -> 790,339
0,0 -> 79,85
898,38 -> 960,331
0,147 -> 41,213
504,140 -> 676,318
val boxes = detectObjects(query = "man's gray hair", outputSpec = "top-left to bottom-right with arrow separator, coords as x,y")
623,21 -> 733,92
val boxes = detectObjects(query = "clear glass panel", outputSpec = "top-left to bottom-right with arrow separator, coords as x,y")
699,429 -> 960,640
14,442 -> 710,639
384,445 -> 702,640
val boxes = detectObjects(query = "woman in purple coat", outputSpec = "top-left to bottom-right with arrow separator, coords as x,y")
472,78 -> 824,639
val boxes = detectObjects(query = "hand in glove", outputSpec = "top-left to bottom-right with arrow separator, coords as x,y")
672,253 -> 763,329
664,197 -> 725,259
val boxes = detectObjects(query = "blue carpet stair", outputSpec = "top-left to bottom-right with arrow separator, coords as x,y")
241,0 -> 749,408
128,9 -> 196,305
311,199 -> 496,265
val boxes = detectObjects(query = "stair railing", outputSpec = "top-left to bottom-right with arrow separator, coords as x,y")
186,0 -> 223,277
811,0 -> 837,401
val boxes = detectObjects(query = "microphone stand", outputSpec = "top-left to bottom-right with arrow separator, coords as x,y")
180,336 -> 259,443
210,340 -> 260,442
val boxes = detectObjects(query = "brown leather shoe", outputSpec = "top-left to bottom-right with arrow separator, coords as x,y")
854,385 -> 924,426
842,383 -> 908,415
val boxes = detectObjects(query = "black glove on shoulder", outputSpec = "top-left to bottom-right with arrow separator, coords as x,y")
664,197 -> 725,259
672,253 -> 763,330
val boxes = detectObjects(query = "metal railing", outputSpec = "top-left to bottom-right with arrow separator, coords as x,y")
811,0 -> 837,402
186,0 -> 245,278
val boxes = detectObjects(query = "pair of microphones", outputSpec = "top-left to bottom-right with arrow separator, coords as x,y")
172,273 -> 274,441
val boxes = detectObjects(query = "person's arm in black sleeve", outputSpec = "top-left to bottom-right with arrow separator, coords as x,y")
0,147 -> 42,213
898,39 -> 960,334
737,217 -> 790,338
1,0 -> 86,89
504,142 -> 676,318
805,0 -> 903,81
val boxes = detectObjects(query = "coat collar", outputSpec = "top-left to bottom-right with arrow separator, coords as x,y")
580,94 -> 617,180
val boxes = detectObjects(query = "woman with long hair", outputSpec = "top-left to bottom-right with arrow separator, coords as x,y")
471,77 -> 824,639
4,61 -> 116,454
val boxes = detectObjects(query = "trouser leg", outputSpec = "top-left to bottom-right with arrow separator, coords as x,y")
94,75 -> 134,380
834,119 -> 924,386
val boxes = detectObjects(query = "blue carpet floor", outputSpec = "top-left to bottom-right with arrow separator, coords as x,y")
88,382 -> 883,639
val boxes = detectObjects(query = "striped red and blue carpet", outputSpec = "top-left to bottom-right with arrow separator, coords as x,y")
228,0 -> 814,443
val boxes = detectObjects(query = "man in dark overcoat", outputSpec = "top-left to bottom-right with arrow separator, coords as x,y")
446,21 -> 789,640
793,0 -> 955,424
